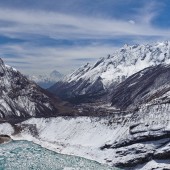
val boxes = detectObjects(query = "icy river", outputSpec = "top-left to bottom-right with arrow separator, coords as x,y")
0,140 -> 118,170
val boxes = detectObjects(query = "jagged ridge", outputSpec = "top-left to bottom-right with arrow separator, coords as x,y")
49,41 -> 170,103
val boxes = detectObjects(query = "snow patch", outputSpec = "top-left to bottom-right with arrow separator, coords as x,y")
0,123 -> 14,135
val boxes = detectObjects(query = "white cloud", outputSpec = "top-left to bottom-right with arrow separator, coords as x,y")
0,7 -> 168,39
1,43 -> 117,75
128,20 -> 135,25
133,1 -> 163,24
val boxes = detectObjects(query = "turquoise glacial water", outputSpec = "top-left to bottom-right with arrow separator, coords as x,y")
0,140 -> 118,170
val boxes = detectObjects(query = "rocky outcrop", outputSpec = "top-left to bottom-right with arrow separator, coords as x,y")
0,135 -> 11,144
0,58 -> 75,120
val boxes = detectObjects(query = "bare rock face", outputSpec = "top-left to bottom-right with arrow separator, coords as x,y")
0,58 -> 75,120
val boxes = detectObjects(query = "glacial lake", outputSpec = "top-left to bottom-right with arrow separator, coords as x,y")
0,140 -> 118,170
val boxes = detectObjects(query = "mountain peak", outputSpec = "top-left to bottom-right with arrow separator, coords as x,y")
0,58 -> 4,65
28,70 -> 64,89
50,70 -> 63,78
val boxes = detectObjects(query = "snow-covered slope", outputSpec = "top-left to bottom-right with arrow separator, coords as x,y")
49,41 -> 170,103
28,70 -> 63,89
9,109 -> 170,170
0,58 -> 74,119
111,64 -> 170,110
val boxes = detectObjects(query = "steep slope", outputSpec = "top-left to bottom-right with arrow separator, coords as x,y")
28,70 -> 63,89
111,64 -> 170,110
0,58 -> 74,120
49,41 -> 170,103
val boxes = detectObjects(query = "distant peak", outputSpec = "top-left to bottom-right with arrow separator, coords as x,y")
50,70 -> 63,77
123,44 -> 129,48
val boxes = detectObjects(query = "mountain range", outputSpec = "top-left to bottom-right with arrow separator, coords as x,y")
1,41 -> 170,169
49,41 -> 170,104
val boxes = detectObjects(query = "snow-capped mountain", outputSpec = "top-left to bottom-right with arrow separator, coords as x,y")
28,70 -> 63,89
0,58 -> 73,119
49,41 -> 170,103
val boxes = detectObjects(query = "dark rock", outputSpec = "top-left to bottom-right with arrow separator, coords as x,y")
0,135 -> 11,144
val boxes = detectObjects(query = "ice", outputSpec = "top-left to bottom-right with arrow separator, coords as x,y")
0,140 -> 119,170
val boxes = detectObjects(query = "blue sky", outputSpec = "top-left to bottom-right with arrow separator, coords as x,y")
0,0 -> 170,75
